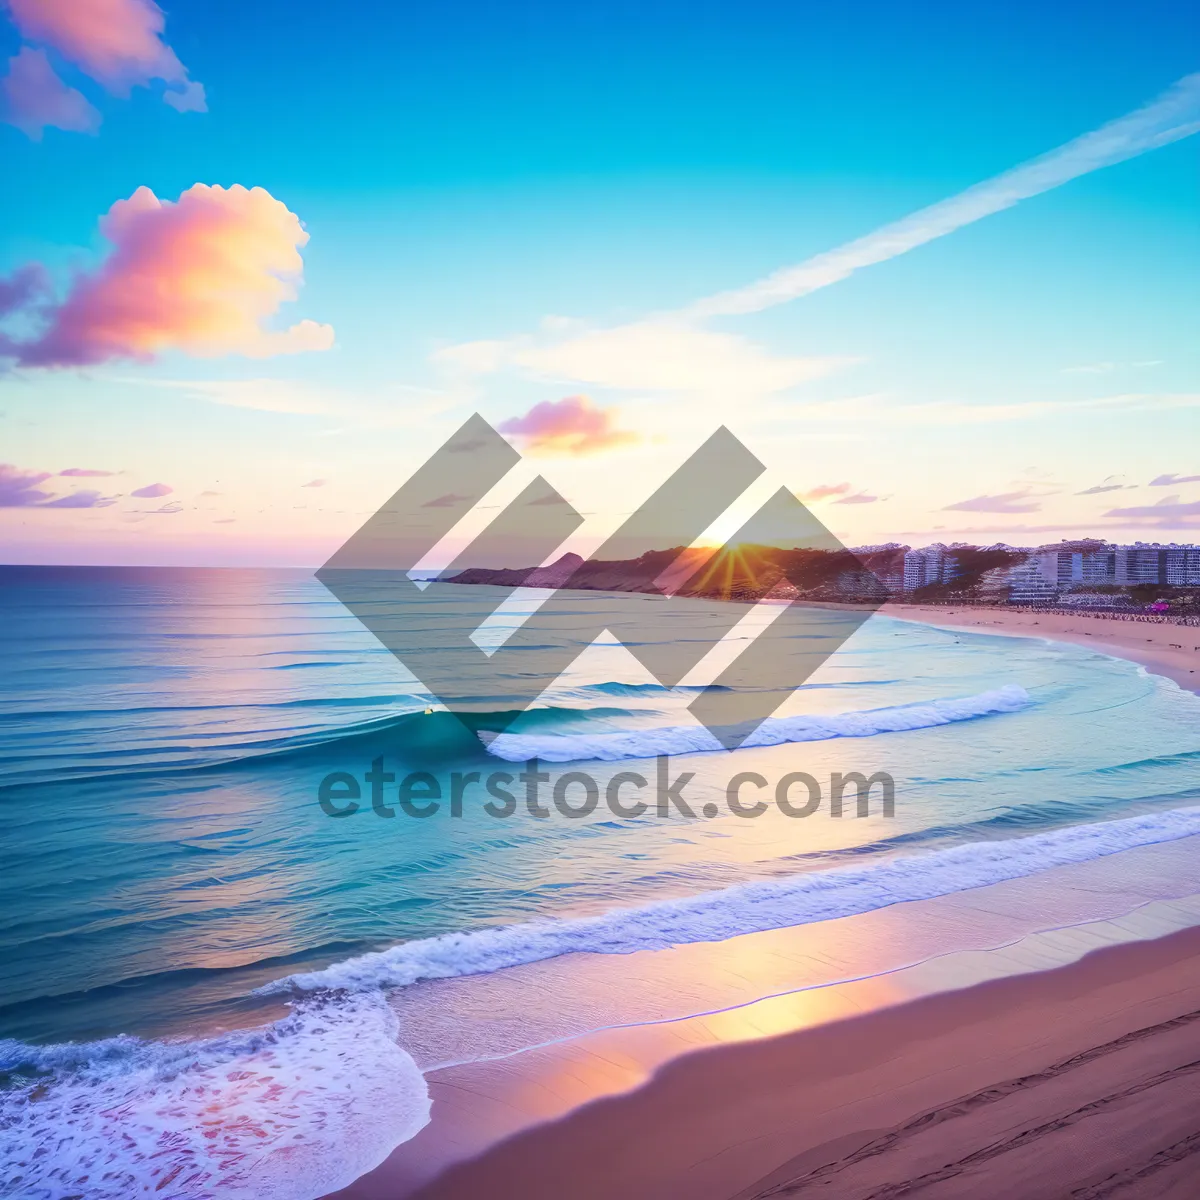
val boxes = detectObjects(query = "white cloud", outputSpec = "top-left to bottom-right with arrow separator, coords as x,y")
150,378 -> 337,415
1062,360 -> 1164,375
436,320 -> 848,397
685,74 -> 1200,318
121,377 -> 467,426
796,391 -> 1200,426
431,75 -> 1200,411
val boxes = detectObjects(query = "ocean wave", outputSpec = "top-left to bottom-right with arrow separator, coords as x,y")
485,684 -> 1032,763
0,994 -> 429,1200
261,803 -> 1200,997
0,702 -> 639,791
576,681 -> 732,696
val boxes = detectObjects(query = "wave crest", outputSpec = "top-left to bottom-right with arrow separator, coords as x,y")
486,684 -> 1032,763
261,803 -> 1200,998
0,995 -> 429,1200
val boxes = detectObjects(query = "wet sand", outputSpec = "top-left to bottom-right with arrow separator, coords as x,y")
332,918 -> 1200,1200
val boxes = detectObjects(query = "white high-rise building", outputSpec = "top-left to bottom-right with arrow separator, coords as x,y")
1116,544 -> 1166,586
902,544 -> 960,591
1035,540 -> 1116,589
1005,558 -> 1058,604
1165,546 -> 1200,586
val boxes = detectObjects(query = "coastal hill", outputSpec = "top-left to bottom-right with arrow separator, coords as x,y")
444,540 -> 1199,610
446,544 -> 909,604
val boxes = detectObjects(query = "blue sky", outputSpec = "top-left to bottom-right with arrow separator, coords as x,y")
1,0 -> 1197,564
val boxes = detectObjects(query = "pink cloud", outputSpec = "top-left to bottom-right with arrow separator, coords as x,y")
301,478 -> 327,488
6,0 -> 204,112
796,482 -> 851,502
943,489 -> 1043,514
59,466 -> 115,476
131,482 -> 171,497
0,262 -> 51,316
0,463 -> 54,506
498,395 -> 640,457
834,491 -> 881,505
0,463 -> 117,508
0,46 -> 100,139
41,488 -> 115,508
5,184 -> 334,367
422,492 -> 472,509
1076,483 -> 1127,495
1104,495 -> 1200,524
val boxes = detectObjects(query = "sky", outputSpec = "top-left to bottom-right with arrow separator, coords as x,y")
1,0 -> 1197,567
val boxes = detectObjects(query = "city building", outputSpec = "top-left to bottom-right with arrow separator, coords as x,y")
876,570 -> 905,597
1116,544 -> 1166,586
902,543 -> 960,591
1035,540 -> 1117,589
1005,558 -> 1059,605
1166,545 -> 1200,586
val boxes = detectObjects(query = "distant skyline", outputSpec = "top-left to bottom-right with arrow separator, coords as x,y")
1,0 -> 1197,566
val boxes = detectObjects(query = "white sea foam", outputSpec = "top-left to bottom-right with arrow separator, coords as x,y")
485,684 -> 1032,762
0,994 -> 430,1200
262,804 -> 1200,997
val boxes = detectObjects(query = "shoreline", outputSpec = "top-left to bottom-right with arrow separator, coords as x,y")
328,833 -> 1200,1200
322,606 -> 1200,1200
331,906 -> 1200,1200
881,602 -> 1200,695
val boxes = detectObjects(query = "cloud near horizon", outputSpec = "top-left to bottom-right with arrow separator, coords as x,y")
59,466 -> 115,476
943,489 -> 1044,514
1150,473 -> 1200,487
1104,495 -> 1200,524
422,492 -> 472,509
1076,476 -> 1133,495
2,184 -> 334,367
0,462 -> 114,507
498,395 -> 641,456
439,320 -> 845,398
0,463 -> 54,506
41,488 -> 114,508
834,491 -> 881,505
795,482 -> 851,502
2,0 -> 205,139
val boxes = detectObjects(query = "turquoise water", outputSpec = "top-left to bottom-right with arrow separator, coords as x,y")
2,565 -> 1199,1198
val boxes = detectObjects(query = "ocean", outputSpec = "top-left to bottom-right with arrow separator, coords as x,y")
2,565 -> 1199,1199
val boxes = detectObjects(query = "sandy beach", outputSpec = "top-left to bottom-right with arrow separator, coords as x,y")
318,608 -> 1200,1200
400,925 -> 1200,1200
884,604 -> 1200,696
331,885 -> 1200,1200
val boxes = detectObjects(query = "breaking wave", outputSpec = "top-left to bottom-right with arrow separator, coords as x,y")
261,802 -> 1200,997
0,995 -> 430,1200
485,684 -> 1032,763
